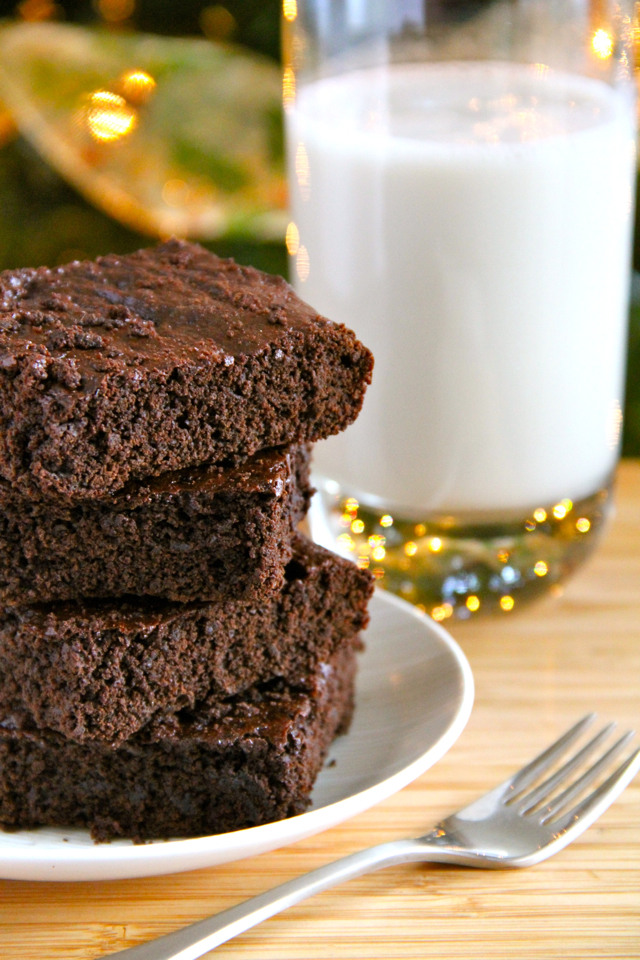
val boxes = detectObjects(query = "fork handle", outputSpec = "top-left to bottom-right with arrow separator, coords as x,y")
101,839 -> 431,960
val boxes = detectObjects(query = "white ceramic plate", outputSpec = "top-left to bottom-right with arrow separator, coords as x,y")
0,590 -> 473,882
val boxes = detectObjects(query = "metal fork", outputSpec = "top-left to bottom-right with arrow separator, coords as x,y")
102,714 -> 640,960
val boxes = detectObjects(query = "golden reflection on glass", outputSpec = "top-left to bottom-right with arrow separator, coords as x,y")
592,28 -> 614,59
317,478 -> 607,617
283,0 -> 297,22
283,66 -> 296,112
295,244 -> 309,281
85,90 -> 137,143
119,69 -> 156,105
372,567 -> 385,580
95,0 -> 135,23
285,221 -> 299,255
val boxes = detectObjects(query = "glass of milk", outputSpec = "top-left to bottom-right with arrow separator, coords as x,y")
284,0 -> 637,619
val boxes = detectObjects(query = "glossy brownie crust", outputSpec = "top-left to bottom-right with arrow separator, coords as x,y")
0,640 -> 357,842
0,239 -> 373,499
0,536 -> 373,744
0,444 -> 312,604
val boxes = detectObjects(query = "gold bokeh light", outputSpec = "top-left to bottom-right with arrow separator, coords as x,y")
592,28 -> 614,59
296,245 -> 309,281
283,66 -> 296,111
283,0 -> 297,21
120,69 -> 156,105
338,533 -> 355,552
285,221 -> 300,255
295,142 -> 309,190
200,5 -> 237,41
86,90 -> 137,143
96,0 -> 135,23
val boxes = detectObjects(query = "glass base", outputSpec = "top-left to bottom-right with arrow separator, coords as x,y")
308,478 -> 613,620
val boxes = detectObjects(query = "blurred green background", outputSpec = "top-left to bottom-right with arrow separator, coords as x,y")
0,0 -> 638,456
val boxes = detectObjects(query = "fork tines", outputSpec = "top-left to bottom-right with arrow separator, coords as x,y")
506,714 -> 640,828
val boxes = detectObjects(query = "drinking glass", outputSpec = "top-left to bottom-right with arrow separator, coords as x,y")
284,0 -> 637,619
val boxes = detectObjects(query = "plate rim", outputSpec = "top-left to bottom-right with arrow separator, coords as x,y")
0,590 -> 474,880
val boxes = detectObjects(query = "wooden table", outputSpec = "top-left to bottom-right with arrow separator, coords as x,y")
1,461 -> 639,960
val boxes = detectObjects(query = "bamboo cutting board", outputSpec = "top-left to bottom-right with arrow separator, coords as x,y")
0,462 -> 639,960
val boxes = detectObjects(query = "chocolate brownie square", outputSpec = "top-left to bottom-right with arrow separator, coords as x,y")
0,443 -> 312,604
0,638 -> 357,841
0,239 -> 373,499
0,536 -> 373,744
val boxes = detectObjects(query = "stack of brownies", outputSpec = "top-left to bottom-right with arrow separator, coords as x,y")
0,239 -> 374,841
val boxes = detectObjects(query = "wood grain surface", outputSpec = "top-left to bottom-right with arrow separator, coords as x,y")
1,461 -> 639,960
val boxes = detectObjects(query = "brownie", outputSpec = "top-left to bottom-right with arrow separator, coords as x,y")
0,239 -> 373,499
0,443 -> 312,604
0,535 -> 373,744
0,638 -> 357,842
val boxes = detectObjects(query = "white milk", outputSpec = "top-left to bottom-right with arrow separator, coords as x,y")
287,62 -> 636,514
